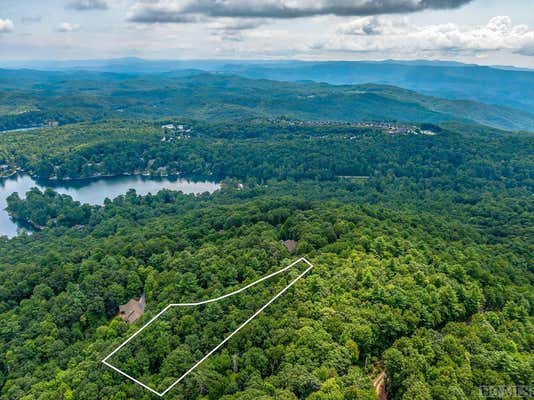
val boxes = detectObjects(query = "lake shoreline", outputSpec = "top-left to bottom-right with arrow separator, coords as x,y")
0,170 -> 18,179
1,170 -> 219,186
1,169 -> 144,183
0,174 -> 221,238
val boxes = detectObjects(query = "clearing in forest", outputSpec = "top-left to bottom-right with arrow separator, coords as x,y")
102,257 -> 314,397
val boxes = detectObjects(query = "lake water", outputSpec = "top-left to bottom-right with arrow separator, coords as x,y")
0,127 -> 41,133
0,174 -> 220,238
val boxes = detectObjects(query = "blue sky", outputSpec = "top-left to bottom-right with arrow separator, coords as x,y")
0,0 -> 533,67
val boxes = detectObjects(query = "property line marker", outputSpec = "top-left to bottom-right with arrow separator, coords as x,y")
102,257 -> 314,397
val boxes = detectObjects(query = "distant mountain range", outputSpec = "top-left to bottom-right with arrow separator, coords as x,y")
216,61 -> 534,113
0,68 -> 533,131
2,58 -> 533,114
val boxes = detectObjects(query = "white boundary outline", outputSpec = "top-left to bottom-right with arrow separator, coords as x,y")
102,257 -> 314,397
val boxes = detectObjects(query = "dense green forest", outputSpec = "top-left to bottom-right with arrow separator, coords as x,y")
6,59 -> 533,112
0,70 -> 532,399
1,119 -> 533,187
1,69 -> 534,131
0,175 -> 532,399
214,60 -> 534,113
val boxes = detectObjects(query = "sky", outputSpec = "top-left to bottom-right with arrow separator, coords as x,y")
0,0 -> 533,67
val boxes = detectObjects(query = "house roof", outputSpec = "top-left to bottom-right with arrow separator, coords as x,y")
118,294 -> 146,324
281,240 -> 298,255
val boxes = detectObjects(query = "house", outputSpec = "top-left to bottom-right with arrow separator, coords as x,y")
281,240 -> 298,255
162,124 -> 176,131
118,294 -> 146,324
162,124 -> 177,141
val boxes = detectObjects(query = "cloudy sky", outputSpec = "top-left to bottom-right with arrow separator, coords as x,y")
0,0 -> 533,67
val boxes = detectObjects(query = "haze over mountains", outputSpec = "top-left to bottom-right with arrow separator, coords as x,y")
2,59 -> 533,114
0,63 -> 533,132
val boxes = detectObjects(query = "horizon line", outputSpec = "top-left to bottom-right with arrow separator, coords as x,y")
0,57 -> 532,71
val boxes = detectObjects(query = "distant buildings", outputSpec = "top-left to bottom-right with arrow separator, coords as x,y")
421,129 -> 437,136
266,118 -> 437,136
161,123 -> 191,142
118,294 -> 146,324
351,122 -> 421,135
45,120 -> 59,128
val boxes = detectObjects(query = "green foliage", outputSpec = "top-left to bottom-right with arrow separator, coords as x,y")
1,120 -> 533,194
0,176 -> 531,398
384,313 -> 534,400
0,71 -> 532,399
7,188 -> 91,229
0,70 -> 533,131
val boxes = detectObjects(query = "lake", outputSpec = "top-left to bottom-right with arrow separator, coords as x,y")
0,174 -> 220,238
0,127 -> 41,133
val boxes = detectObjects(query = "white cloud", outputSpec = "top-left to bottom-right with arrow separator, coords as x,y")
209,19 -> 267,31
337,16 -> 408,35
316,16 -> 534,57
66,0 -> 110,10
128,0 -> 472,23
0,19 -> 15,33
58,22 -> 81,32
208,18 -> 267,42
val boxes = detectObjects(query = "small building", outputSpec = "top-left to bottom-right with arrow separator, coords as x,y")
118,294 -> 146,324
162,124 -> 176,132
162,124 -> 177,141
161,124 -> 192,141
281,240 -> 298,255
46,120 -> 59,128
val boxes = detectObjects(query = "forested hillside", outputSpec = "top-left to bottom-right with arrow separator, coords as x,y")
1,0 -> 533,395
1,70 -> 533,131
217,60 -> 534,113
0,180 -> 532,399
1,119 -> 533,184
0,110 -> 532,399
5,59 -> 533,112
